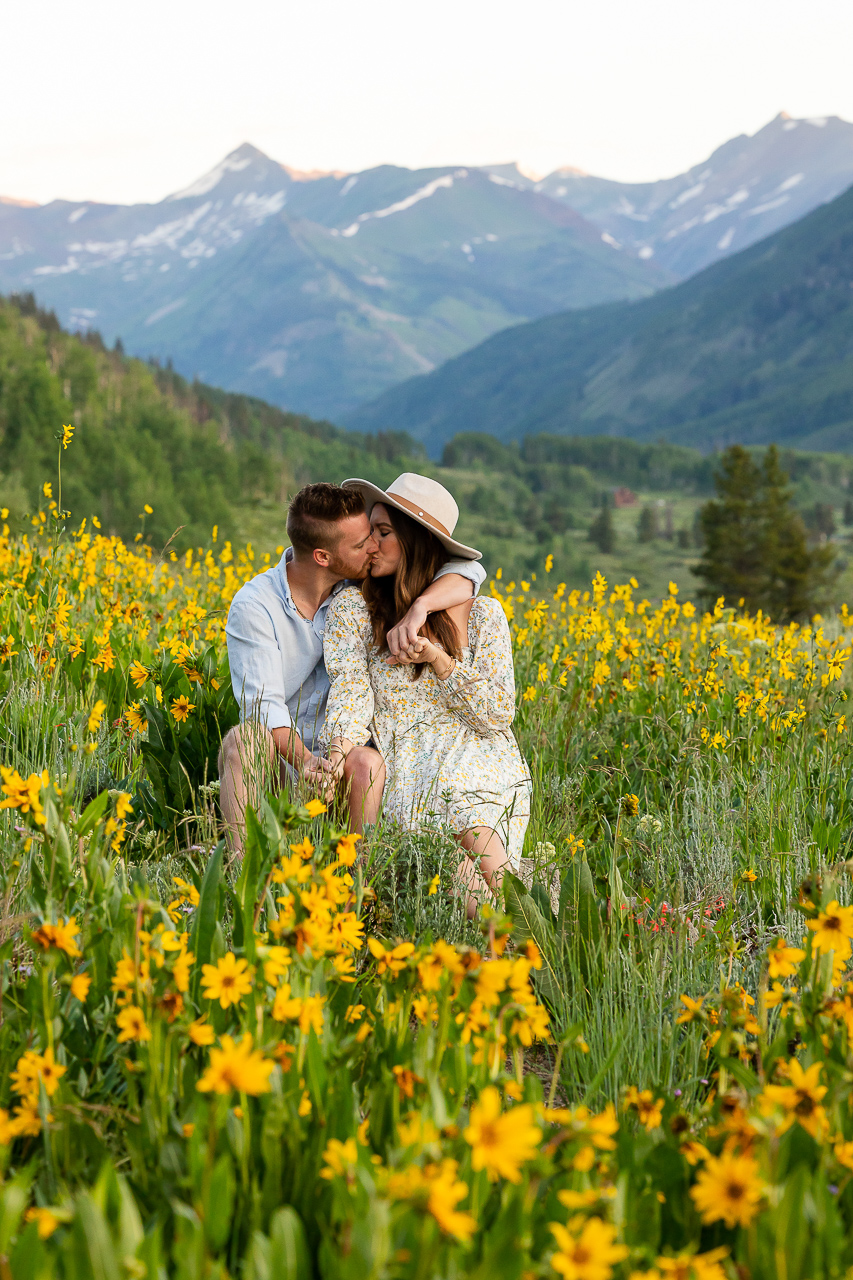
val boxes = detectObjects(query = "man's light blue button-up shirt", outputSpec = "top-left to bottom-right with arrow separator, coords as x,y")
226,548 -> 486,752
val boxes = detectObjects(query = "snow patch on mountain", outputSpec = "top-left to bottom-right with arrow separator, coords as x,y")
336,174 -> 455,237
745,195 -> 791,217
668,183 -> 705,210
145,299 -> 186,326
168,155 -> 252,201
133,203 -> 213,250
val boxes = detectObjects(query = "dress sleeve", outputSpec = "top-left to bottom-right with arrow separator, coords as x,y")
322,589 -> 375,747
435,599 -> 516,736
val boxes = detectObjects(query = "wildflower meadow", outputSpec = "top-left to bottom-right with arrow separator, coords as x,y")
4,458 -> 853,1278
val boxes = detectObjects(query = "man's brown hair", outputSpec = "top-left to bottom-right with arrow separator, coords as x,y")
286,483 -> 366,556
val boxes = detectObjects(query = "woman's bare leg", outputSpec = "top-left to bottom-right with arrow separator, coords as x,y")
455,825 -> 510,919
342,746 -> 386,834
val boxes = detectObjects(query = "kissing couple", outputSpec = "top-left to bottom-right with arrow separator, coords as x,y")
219,473 -> 531,915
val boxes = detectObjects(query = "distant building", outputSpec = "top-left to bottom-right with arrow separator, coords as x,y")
612,487 -> 637,508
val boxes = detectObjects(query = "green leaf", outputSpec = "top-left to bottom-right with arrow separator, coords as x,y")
268,1206 -> 311,1280
503,873 -> 563,1007
558,863 -> 579,936
116,1173 -> 144,1258
75,790 -> 110,837
74,1192 -> 121,1280
530,881 -> 554,922
235,806 -> 265,961
608,830 -> 629,920
305,1029 -> 328,1119
9,1221 -> 45,1280
577,852 -> 602,951
0,1166 -> 32,1255
189,842 -> 223,1003
204,1154 -> 235,1252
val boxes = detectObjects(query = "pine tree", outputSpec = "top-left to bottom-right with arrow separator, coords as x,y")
637,504 -> 658,543
588,497 -> 615,554
694,445 -> 834,620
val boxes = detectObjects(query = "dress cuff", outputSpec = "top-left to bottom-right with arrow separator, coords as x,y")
320,721 -> 372,748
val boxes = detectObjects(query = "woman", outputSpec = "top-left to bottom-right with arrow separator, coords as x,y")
322,472 -> 531,915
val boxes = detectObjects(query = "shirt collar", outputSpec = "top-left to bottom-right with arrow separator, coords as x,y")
277,546 -> 350,617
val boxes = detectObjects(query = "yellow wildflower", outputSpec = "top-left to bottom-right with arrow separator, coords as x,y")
690,1150 -> 764,1228
463,1086 -> 540,1183
116,1005 -> 151,1044
196,1034 -> 273,1096
200,952 -> 253,1009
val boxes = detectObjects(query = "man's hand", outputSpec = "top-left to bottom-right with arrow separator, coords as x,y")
302,753 -> 337,803
386,599 -> 429,665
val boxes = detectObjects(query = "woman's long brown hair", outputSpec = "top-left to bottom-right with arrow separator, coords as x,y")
362,504 -> 464,679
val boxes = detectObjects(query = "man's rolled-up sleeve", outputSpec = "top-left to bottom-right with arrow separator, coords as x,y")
225,596 -> 292,729
434,558 -> 487,596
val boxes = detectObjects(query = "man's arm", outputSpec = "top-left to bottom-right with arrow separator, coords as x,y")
387,560 -> 487,660
272,727 -> 335,793
226,594 -> 333,790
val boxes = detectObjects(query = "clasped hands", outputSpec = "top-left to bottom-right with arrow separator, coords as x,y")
300,603 -> 453,802
386,600 -> 443,668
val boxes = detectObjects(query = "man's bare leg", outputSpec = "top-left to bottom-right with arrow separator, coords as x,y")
341,746 -> 386,835
454,825 -> 509,919
218,721 -> 277,855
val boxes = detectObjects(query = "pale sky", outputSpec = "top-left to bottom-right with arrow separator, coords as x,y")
3,0 -> 853,206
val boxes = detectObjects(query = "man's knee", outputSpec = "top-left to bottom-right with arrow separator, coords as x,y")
343,745 -> 385,785
218,722 -> 276,778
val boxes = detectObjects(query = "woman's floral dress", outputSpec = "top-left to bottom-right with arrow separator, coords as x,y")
322,588 -> 531,865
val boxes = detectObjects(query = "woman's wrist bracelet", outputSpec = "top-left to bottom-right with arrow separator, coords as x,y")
434,653 -> 456,681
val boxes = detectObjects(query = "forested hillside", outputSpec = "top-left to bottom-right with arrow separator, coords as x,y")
5,291 -> 853,600
0,293 -> 420,548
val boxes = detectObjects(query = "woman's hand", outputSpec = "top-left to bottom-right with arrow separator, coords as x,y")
387,636 -> 455,679
386,600 -> 429,663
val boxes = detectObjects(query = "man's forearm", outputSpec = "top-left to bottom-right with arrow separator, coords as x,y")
387,573 -> 480,662
417,572 -> 476,615
271,726 -> 313,768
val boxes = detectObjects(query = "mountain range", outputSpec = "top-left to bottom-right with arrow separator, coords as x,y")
348,177 -> 853,454
494,113 -> 853,278
2,112 -> 851,422
0,150 -> 665,421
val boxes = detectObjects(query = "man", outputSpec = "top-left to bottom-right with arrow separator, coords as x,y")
219,482 -> 485,848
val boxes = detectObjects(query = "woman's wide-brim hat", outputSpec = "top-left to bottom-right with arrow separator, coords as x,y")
342,472 -> 482,561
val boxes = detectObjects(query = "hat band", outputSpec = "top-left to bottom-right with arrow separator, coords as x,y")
388,492 -> 452,538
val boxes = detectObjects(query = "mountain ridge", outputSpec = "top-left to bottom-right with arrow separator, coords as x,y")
2,114 -> 852,421
0,149 -> 665,419
346,176 -> 853,454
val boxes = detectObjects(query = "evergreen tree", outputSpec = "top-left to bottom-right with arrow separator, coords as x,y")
806,502 -> 836,540
637,504 -> 658,543
844,496 -> 853,526
694,445 -> 834,620
588,497 -> 615,554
